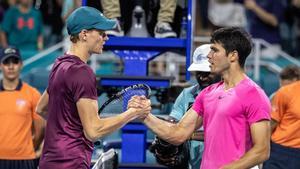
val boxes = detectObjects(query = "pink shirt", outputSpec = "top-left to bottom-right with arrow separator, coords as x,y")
192,76 -> 271,169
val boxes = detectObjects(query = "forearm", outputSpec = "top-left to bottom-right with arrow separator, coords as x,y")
88,109 -> 138,141
222,145 -> 269,169
190,130 -> 204,141
37,35 -> 43,50
32,116 -> 45,150
0,32 -> 8,48
251,5 -> 278,27
36,90 -> 49,118
144,114 -> 190,145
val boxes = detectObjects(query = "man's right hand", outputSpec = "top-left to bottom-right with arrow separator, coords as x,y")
127,95 -> 151,120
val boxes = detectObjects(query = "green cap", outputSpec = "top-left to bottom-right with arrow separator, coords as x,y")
67,6 -> 116,35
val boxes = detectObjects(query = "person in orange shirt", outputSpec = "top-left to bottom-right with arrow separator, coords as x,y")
263,66 -> 300,169
0,46 -> 45,169
269,65 -> 300,101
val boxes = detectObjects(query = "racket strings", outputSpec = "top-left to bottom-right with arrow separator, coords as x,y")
121,88 -> 149,102
98,84 -> 151,115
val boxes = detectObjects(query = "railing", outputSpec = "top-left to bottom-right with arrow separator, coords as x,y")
23,42 -> 64,67
251,38 -> 300,82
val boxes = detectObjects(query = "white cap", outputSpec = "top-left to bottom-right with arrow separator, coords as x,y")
188,44 -> 211,72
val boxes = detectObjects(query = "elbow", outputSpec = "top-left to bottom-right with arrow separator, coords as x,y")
257,145 -> 270,163
270,21 -> 278,27
83,128 -> 100,142
170,133 -> 188,146
36,106 -> 45,115
36,102 -> 48,116
269,18 -> 278,27
261,148 -> 270,162
172,139 -> 185,146
176,136 -> 188,145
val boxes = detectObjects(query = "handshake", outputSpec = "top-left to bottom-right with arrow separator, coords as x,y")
126,95 -> 152,120
126,96 -> 190,169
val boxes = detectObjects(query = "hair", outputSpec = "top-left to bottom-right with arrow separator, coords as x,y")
70,29 -> 97,43
211,27 -> 252,68
280,65 -> 300,80
70,34 -> 80,43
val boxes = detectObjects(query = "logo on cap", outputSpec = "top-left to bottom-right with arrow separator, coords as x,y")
4,48 -> 17,55
194,53 -> 208,63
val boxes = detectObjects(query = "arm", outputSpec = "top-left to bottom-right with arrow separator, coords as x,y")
190,113 -> 204,141
32,114 -> 45,151
221,120 -> 271,169
292,0 -> 300,8
244,0 -> 278,27
190,130 -> 204,141
77,96 -> 151,142
0,8 -> 11,48
270,91 -> 280,134
61,0 -> 81,22
0,31 -> 8,48
144,108 -> 202,145
36,90 -> 49,118
32,89 -> 46,155
271,119 -> 278,133
37,35 -> 44,51
36,10 -> 44,51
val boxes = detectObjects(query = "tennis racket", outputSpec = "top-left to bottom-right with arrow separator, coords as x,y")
98,84 -> 151,115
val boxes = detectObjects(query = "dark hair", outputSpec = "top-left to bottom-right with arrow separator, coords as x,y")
69,29 -> 96,43
70,34 -> 80,43
280,65 -> 300,80
211,27 -> 252,68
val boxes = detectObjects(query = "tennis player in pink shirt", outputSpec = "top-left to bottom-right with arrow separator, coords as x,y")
143,27 -> 271,169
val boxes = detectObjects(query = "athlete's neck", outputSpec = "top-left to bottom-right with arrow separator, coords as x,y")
68,44 -> 90,63
222,66 -> 246,90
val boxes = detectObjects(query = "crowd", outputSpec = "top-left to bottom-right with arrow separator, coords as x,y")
0,0 -> 299,58
0,1 -> 299,169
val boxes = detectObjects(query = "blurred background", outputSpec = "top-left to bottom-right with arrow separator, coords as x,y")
0,0 -> 299,168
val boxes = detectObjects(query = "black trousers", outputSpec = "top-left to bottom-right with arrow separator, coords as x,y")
0,159 -> 37,169
263,142 -> 300,169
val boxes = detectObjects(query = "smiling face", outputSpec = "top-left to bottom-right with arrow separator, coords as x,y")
195,71 -> 219,88
208,43 -> 231,75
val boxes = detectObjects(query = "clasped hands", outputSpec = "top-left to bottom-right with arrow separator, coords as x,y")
127,95 -> 152,120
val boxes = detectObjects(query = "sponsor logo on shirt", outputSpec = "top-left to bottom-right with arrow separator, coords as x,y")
17,17 -> 34,29
218,95 -> 225,99
16,99 -> 26,107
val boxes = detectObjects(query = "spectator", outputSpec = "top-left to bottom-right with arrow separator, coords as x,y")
0,0 -> 44,51
263,66 -> 300,169
39,0 -> 64,46
208,0 -> 247,29
0,0 -> 17,11
245,0 -> 285,58
101,0 -> 177,38
0,46 -> 45,169
278,65 -> 300,87
291,0 -> 300,57
269,65 -> 300,100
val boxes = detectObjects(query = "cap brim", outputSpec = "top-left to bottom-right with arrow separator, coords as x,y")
94,19 -> 116,30
188,63 -> 210,72
1,54 -> 21,63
